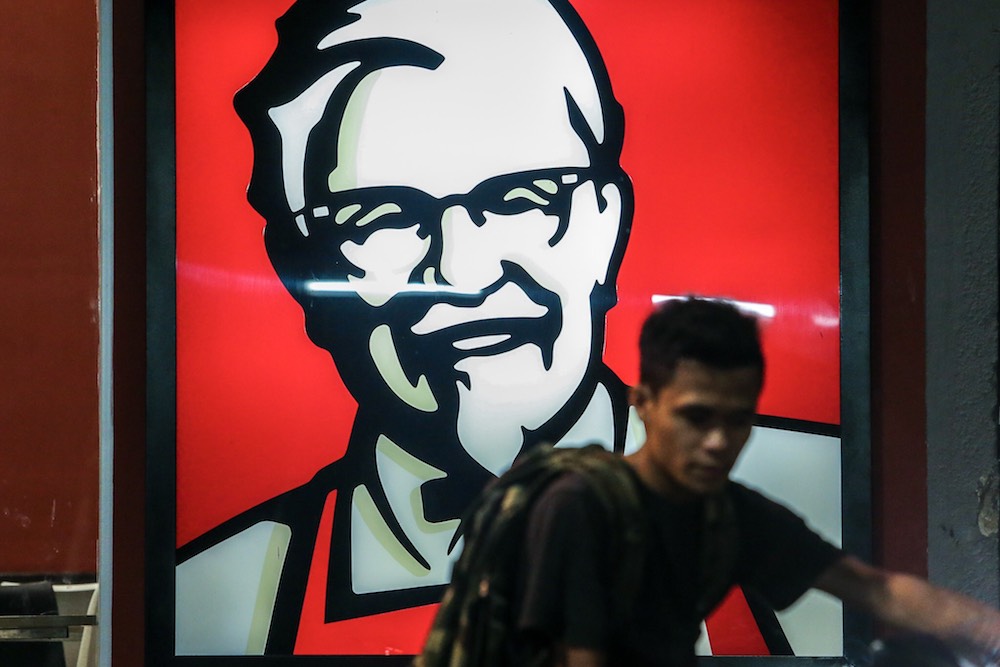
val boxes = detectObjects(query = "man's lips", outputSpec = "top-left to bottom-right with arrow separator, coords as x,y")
410,282 -> 548,341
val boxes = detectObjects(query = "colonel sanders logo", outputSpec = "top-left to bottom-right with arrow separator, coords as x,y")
176,0 -> 639,655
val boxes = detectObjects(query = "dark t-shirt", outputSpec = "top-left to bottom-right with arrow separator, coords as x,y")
514,471 -> 843,666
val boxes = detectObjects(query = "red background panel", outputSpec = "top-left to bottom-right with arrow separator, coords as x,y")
174,0 -> 839,546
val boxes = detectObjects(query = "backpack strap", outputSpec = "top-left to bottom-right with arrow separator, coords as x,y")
555,445 -> 647,630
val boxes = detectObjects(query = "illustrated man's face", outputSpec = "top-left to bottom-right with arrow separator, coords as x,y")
252,0 -> 630,475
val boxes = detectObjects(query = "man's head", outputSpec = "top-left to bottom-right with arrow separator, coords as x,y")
630,298 -> 765,500
236,0 -> 633,474
638,297 -> 765,393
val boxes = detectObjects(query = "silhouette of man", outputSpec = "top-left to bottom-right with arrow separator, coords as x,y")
176,0 -> 642,655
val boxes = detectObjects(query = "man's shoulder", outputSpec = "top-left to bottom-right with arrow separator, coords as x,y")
726,479 -> 787,513
724,480 -> 841,558
520,447 -> 640,516
526,469 -> 608,531
459,446 -> 640,548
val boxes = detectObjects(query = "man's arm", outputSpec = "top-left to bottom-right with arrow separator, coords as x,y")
815,555 -> 1000,651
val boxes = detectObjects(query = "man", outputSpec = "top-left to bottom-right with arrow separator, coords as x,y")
176,0 -> 642,655
513,297 -> 1000,666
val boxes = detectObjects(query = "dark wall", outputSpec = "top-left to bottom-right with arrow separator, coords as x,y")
0,0 -> 100,575
925,0 -> 1000,603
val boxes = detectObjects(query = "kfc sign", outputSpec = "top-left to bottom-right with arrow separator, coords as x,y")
166,0 -> 842,659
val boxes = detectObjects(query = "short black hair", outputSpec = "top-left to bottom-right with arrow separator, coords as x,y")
638,297 -> 765,393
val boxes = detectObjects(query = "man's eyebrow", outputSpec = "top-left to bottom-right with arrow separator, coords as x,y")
677,404 -> 713,414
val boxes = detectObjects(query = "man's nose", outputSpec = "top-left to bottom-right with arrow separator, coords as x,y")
702,427 -> 733,454
433,205 -> 507,291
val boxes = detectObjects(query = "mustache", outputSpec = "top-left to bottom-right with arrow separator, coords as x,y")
303,260 -> 560,332
411,282 -> 549,335
406,262 -> 562,370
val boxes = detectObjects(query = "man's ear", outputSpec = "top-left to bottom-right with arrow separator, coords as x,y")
629,384 -> 652,412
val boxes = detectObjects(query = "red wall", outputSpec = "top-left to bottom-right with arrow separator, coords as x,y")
0,0 -> 100,575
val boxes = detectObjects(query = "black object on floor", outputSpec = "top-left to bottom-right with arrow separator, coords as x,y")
0,581 -> 67,667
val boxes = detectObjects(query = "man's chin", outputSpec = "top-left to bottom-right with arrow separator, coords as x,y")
689,473 -> 732,497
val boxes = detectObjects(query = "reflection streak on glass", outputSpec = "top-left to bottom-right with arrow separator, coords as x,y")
304,280 -> 481,296
652,294 -> 777,319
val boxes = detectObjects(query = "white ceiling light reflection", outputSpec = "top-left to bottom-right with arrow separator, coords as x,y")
652,294 -> 776,319
812,313 -> 840,328
304,280 -> 481,296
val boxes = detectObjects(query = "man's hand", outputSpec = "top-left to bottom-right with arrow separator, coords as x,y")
816,555 -> 1000,654
560,646 -> 606,667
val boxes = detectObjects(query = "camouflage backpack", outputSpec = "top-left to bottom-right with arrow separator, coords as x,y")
415,444 -> 648,667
